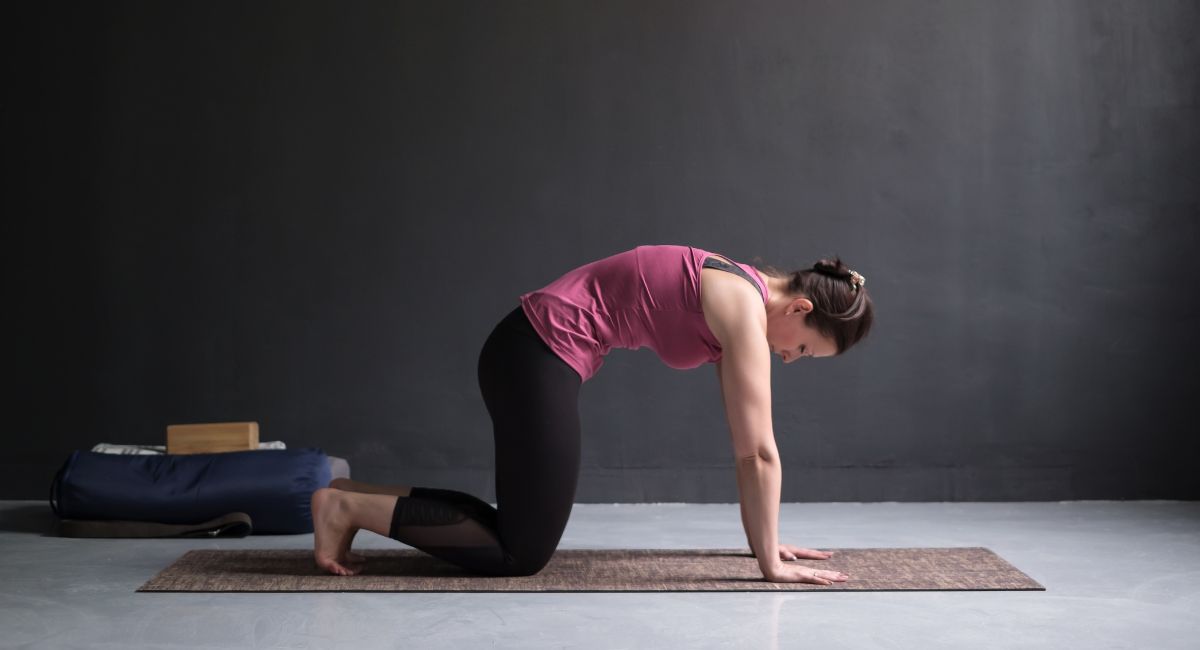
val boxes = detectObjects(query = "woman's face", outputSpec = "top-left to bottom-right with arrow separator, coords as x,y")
767,297 -> 838,364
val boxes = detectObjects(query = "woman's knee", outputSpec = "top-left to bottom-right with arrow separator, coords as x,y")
498,551 -> 552,577
473,541 -> 554,577
448,548 -> 549,577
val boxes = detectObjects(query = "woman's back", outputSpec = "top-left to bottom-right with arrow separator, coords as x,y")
519,244 -> 770,382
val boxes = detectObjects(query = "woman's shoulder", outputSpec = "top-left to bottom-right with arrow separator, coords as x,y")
700,265 -> 768,346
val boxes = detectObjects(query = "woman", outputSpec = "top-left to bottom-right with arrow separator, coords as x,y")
311,244 -> 873,584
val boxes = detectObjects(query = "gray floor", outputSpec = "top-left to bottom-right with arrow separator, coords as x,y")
1,500 -> 1197,649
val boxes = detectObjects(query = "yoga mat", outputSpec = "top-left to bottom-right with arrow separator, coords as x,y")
138,547 -> 1044,592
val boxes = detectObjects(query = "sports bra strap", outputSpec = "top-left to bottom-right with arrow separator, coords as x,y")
702,256 -> 765,302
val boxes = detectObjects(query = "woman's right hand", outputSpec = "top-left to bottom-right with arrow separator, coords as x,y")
764,562 -> 849,585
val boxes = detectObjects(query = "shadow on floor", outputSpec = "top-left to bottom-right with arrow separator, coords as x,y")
0,503 -> 60,535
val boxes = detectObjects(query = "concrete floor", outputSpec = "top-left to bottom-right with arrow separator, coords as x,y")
1,500 -> 1197,649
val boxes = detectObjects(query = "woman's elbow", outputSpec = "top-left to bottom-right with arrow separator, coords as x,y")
736,446 -> 779,466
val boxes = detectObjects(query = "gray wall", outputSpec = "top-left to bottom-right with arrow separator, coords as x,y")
7,1 -> 1198,501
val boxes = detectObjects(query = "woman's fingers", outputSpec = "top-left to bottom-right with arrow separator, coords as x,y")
779,544 -> 834,560
767,564 -> 850,585
803,569 -> 848,585
814,569 -> 849,582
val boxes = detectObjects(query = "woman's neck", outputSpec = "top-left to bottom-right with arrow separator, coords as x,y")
759,272 -> 792,317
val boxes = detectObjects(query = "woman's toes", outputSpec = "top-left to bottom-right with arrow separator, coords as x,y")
316,555 -> 348,576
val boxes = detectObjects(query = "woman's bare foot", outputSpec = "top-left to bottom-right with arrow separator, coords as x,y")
329,477 -> 411,497
311,488 -> 366,576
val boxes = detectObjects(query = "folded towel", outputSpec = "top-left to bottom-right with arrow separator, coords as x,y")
91,442 -> 287,455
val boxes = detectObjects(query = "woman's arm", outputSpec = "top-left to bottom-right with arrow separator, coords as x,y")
703,270 -> 782,576
715,360 -> 758,554
707,279 -> 845,585
715,332 -> 784,579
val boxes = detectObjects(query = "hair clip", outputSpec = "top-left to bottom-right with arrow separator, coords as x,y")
848,270 -> 866,292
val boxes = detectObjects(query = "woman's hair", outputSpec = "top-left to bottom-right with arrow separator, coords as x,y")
753,255 -> 874,354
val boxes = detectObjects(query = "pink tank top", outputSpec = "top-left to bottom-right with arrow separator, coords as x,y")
518,245 -> 770,382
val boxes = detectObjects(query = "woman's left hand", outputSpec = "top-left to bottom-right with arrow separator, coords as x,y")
778,544 -> 833,561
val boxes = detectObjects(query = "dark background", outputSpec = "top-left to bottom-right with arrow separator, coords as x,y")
5,1 -> 1198,501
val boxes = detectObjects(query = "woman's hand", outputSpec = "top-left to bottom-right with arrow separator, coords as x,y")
750,544 -> 835,561
762,544 -> 847,585
778,544 -> 834,562
764,562 -> 849,585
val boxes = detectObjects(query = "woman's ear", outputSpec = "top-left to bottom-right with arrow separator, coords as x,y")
791,297 -> 814,314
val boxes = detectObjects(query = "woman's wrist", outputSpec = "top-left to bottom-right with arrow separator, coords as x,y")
759,558 -> 786,579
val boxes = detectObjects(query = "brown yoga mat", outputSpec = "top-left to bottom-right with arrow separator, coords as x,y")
138,547 -> 1043,592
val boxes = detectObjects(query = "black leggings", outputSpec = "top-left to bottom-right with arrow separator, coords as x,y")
386,305 -> 582,576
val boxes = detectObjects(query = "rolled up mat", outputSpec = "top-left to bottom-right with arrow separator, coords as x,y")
57,512 -> 253,538
50,448 -> 331,534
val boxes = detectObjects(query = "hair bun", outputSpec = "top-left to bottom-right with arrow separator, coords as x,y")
812,258 -> 851,279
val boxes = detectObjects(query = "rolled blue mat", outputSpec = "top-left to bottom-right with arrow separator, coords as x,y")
50,448 -> 332,534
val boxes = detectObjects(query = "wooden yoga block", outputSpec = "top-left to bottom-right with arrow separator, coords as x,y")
166,421 -> 260,455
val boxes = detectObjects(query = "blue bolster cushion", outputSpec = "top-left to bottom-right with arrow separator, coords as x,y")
50,448 -> 332,534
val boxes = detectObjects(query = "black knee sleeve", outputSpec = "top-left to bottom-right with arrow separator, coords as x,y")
388,494 -> 468,538
409,487 -> 496,524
